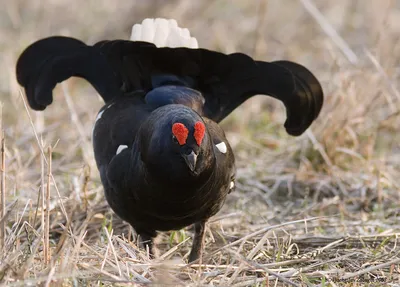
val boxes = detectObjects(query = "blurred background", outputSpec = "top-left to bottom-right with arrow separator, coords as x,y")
0,0 -> 399,284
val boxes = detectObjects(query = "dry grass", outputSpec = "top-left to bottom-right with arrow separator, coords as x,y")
1,0 -> 400,286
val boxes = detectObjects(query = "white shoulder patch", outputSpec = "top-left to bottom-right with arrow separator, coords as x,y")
230,181 -> 235,189
94,110 -> 105,123
215,142 -> 227,154
94,103 -> 114,125
92,103 -> 115,140
116,145 -> 128,155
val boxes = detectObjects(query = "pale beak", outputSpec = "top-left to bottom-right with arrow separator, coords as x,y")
183,150 -> 198,172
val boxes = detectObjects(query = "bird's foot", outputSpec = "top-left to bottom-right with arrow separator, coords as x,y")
188,221 -> 206,263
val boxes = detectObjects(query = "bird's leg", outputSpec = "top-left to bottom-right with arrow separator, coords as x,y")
138,231 -> 156,258
188,221 -> 206,263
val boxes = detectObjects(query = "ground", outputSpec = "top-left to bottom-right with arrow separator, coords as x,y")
0,0 -> 399,286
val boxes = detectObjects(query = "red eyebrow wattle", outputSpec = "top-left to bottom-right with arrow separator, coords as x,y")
172,123 -> 189,145
194,121 -> 205,146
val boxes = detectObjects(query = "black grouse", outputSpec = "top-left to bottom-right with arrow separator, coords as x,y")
15,18 -> 323,262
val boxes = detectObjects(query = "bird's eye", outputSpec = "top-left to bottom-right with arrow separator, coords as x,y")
172,135 -> 179,144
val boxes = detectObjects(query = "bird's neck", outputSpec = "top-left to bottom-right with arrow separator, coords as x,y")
132,128 -> 216,194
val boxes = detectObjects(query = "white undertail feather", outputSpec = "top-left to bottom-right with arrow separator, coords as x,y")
130,18 -> 198,48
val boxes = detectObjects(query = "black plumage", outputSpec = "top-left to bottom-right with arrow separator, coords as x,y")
16,35 -> 323,262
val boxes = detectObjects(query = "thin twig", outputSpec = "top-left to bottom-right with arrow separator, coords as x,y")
82,165 -> 90,211
200,216 -> 329,262
243,258 -> 301,287
44,266 -> 56,287
61,83 -> 94,167
0,130 -> 5,251
253,0 -> 268,57
0,103 -> 3,252
44,146 -> 52,265
40,137 -> 45,262
365,48 -> 400,109
341,257 -> 400,280
19,89 -> 47,163
299,0 -> 358,64
19,89 -> 69,220
103,227 -> 123,277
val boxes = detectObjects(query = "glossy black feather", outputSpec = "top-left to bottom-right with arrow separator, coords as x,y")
16,35 -> 323,261
16,36 -> 122,110
94,40 -> 323,135
17,36 -> 323,135
94,101 -> 235,238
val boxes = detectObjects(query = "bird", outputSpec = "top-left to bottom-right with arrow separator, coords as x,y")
15,18 -> 323,262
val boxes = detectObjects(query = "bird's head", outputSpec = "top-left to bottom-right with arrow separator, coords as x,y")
170,120 -> 205,172
139,105 -> 214,181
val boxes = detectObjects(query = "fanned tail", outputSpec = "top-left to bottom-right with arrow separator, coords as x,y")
130,18 -> 198,48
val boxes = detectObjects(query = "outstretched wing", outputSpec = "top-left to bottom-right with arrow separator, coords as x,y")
16,37 -> 323,135
197,54 -> 324,136
16,36 -> 123,110
269,60 -> 323,135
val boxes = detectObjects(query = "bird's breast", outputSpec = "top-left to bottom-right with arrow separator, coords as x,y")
130,172 -> 229,227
